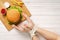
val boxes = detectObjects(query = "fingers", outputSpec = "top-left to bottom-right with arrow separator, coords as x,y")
22,12 -> 34,25
12,25 -> 20,30
12,25 -> 24,32
22,13 -> 34,31
18,23 -> 32,32
22,12 -> 31,22
22,12 -> 34,29
12,24 -> 32,32
22,25 -> 30,32
20,24 -> 31,32
24,24 -> 32,30
22,12 -> 28,18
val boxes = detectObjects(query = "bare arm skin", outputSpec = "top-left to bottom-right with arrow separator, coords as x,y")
36,28 -> 60,40
32,35 -> 39,40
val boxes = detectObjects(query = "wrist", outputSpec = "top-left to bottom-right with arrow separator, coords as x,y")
29,25 -> 39,37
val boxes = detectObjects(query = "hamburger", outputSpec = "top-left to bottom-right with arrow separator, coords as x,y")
7,6 -> 22,24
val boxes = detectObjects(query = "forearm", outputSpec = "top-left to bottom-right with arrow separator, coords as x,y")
36,28 -> 58,40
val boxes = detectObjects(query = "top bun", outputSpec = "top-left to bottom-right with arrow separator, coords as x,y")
7,9 -> 20,23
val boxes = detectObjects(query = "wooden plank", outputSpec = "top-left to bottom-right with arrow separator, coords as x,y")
0,0 -> 31,31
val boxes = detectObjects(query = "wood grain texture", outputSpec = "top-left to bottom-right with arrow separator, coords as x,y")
0,0 -> 31,31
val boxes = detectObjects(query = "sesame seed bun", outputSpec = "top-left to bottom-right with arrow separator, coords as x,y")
7,9 -> 20,24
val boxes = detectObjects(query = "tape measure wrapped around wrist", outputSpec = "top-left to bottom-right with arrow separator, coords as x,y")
29,25 -> 38,37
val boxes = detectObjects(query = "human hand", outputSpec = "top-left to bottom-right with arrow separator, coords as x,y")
12,12 -> 34,32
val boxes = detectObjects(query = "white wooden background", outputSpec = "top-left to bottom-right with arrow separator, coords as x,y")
0,0 -> 60,40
